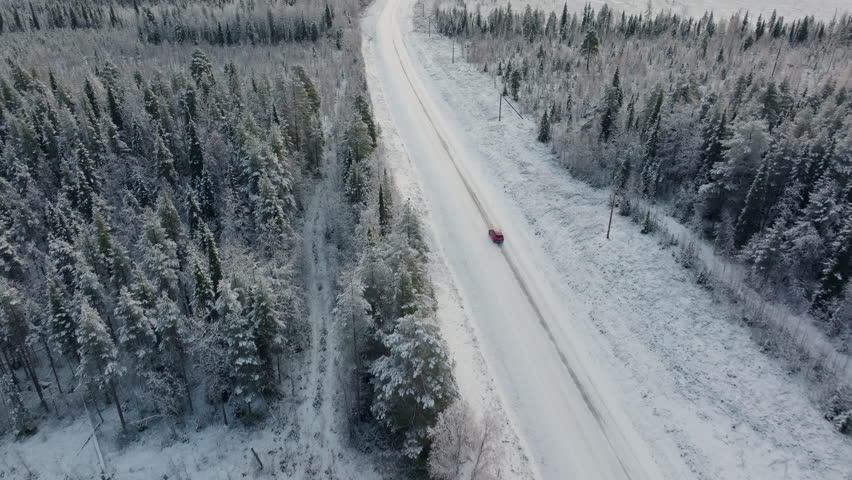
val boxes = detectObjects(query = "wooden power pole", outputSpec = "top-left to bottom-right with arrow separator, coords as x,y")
606,191 -> 616,239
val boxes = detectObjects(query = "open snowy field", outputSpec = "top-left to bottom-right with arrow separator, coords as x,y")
454,0 -> 850,21
363,0 -> 852,478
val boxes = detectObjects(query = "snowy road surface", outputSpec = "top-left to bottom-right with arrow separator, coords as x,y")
363,0 -> 665,478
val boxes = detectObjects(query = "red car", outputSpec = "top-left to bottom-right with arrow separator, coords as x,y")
488,227 -> 504,244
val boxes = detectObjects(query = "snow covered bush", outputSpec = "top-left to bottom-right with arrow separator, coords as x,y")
824,387 -> 852,435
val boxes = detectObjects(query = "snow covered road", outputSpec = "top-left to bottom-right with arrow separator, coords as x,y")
363,0 -> 664,478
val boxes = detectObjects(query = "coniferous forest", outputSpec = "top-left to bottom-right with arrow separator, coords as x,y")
434,2 -> 852,338
0,0 -> 457,476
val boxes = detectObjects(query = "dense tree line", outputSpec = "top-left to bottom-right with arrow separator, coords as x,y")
0,1 -> 456,475
0,0 -> 366,446
137,0 -> 340,46
0,1 -> 116,33
0,1 -> 341,48
0,46 -> 321,433
334,88 -> 458,472
434,2 -> 852,338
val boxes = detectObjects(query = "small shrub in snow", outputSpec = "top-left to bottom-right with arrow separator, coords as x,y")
617,197 -> 631,217
678,241 -> 698,269
824,387 -> 852,435
640,210 -> 656,235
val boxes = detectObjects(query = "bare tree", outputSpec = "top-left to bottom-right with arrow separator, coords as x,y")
428,400 -> 504,480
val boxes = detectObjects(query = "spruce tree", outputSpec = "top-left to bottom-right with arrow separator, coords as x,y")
158,195 -> 184,248
141,211 -> 180,300
323,4 -> 333,30
84,78 -> 100,119
695,111 -> 728,188
0,227 -> 23,279
116,287 -> 156,367
186,191 -> 203,236
559,3 -> 569,40
154,293 -> 192,411
187,120 -> 204,181
76,298 -> 127,431
130,268 -> 158,312
196,167 -> 216,221
360,241 -> 393,326
599,68 -> 623,143
640,110 -> 663,199
370,313 -> 457,460
250,280 -> 285,391
199,223 -> 223,298
192,258 -> 215,319
47,278 -> 79,361
1,373 -> 35,437
217,280 -> 262,409
255,173 -> 289,243
510,71 -> 521,100
155,133 -> 177,186
106,87 -> 123,131
0,281 -> 48,411
378,182 -> 391,236
537,111 -> 551,143
353,94 -> 377,148
762,82 -> 783,129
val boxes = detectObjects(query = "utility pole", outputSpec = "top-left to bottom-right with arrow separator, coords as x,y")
498,93 -> 502,121
452,37 -> 455,63
606,191 -> 616,239
428,17 -> 431,37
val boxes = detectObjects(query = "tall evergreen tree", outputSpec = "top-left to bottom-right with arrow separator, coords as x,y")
250,280 -> 285,391
0,282 -> 48,411
47,278 -> 79,361
580,30 -> 600,70
1,373 -> 34,437
370,312 -> 457,460
537,110 -> 551,143
217,280 -> 262,408
76,298 -> 127,431
599,68 -> 624,143
116,287 -> 157,368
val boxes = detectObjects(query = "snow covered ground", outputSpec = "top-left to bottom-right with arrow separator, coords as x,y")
453,0 -> 850,22
362,0 -> 852,479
